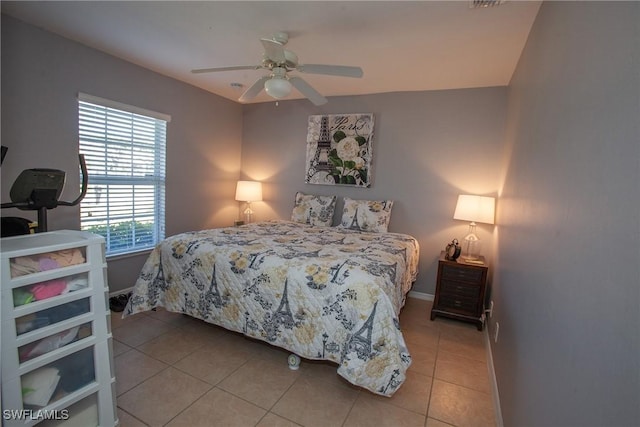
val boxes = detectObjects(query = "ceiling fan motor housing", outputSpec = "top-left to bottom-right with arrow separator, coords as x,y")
283,50 -> 298,69
272,32 -> 289,45
262,49 -> 298,70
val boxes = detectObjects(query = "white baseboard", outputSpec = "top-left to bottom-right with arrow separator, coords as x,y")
407,291 -> 434,301
484,328 -> 504,427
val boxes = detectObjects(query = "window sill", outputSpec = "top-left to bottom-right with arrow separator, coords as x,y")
106,248 -> 153,262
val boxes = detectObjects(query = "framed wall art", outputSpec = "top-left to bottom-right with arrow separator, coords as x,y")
305,113 -> 374,187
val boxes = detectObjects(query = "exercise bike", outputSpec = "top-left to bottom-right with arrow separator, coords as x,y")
1,149 -> 88,236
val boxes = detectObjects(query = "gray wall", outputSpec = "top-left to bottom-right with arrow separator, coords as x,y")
491,2 -> 640,425
1,14 -> 243,292
241,88 -> 507,294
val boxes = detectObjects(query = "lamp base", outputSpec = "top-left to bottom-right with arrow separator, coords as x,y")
463,227 -> 481,260
243,203 -> 254,224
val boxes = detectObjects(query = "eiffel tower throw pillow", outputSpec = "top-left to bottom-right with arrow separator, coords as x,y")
339,198 -> 394,233
290,192 -> 337,226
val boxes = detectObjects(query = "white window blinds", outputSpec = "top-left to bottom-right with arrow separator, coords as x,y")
78,93 -> 168,256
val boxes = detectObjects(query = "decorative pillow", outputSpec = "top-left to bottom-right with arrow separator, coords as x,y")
290,192 -> 337,227
339,197 -> 394,232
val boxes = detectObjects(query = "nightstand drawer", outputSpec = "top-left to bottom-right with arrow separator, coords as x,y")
439,279 -> 480,299
438,294 -> 478,312
441,264 -> 484,283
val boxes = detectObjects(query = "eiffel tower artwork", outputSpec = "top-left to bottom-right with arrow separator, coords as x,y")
306,116 -> 333,182
263,279 -> 295,341
343,301 -> 378,361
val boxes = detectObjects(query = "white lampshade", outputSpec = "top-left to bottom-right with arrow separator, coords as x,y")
235,180 -> 263,202
264,78 -> 292,99
453,195 -> 495,225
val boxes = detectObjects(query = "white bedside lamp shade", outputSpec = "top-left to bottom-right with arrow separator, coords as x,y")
235,180 -> 262,223
235,181 -> 262,203
453,195 -> 495,225
453,195 -> 495,260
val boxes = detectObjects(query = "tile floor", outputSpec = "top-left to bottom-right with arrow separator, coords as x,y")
111,297 -> 497,427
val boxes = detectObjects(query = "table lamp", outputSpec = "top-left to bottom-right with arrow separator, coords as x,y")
453,194 -> 495,260
235,180 -> 262,223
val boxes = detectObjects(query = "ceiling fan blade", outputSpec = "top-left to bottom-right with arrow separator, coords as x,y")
260,38 -> 286,63
239,76 -> 270,102
297,64 -> 363,78
191,65 -> 260,74
289,77 -> 328,106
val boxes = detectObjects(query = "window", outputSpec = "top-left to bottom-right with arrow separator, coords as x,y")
78,93 -> 169,256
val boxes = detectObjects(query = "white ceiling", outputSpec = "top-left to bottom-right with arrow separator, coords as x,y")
1,1 -> 542,105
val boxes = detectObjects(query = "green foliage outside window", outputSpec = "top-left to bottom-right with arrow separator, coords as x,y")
83,220 -> 155,252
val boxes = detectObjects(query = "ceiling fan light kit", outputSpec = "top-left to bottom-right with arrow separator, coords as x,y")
191,32 -> 363,106
264,77 -> 292,99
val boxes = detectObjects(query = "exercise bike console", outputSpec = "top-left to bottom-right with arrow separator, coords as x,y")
1,155 -> 88,233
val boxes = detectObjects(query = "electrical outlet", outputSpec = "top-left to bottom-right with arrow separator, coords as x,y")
494,322 -> 500,343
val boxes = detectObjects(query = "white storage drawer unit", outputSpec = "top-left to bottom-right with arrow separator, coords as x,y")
1,230 -> 117,427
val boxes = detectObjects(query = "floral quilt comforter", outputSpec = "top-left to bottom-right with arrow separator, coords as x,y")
123,220 -> 420,396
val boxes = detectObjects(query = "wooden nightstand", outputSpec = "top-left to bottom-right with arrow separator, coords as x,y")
430,251 -> 488,331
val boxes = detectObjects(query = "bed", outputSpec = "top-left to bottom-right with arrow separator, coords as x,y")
123,219 -> 420,396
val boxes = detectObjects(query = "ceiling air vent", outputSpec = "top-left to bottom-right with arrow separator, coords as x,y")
469,0 -> 506,8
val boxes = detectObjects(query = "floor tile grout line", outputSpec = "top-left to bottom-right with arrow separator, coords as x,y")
117,406 -> 150,427
133,331 -> 208,367
115,361 -> 171,398
251,371 -> 302,426
436,347 -> 488,364
423,325 -> 441,423
430,377 -> 494,396
157,383 -> 215,427
339,390 -> 362,427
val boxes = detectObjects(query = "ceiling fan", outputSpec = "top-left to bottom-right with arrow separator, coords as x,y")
191,32 -> 363,106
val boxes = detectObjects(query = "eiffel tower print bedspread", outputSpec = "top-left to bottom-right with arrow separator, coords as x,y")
123,220 -> 420,396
